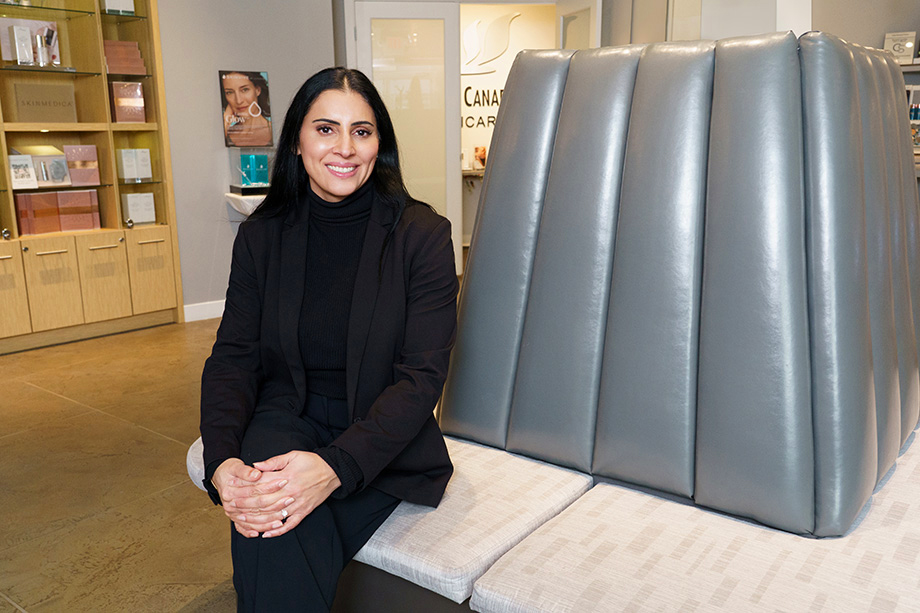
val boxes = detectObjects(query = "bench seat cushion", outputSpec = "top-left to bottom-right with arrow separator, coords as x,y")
471,439 -> 920,612
353,437 -> 593,603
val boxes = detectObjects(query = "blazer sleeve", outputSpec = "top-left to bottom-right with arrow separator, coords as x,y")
330,217 -> 458,488
199,221 -> 264,481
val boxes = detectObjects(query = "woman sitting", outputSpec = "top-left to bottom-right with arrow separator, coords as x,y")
200,67 -> 458,612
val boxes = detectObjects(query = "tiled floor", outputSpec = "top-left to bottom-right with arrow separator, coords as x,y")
0,320 -> 236,612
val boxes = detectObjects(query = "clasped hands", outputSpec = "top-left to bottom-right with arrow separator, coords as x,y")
212,451 -> 341,539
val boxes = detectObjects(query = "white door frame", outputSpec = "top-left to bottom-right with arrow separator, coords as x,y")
555,0 -> 602,48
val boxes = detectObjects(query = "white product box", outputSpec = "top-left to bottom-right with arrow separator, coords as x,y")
121,192 -> 155,224
134,148 -> 152,180
103,0 -> 135,15
10,25 -> 32,65
116,148 -> 137,180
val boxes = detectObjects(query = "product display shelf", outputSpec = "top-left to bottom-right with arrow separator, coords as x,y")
4,122 -> 107,131
0,2 -> 96,21
0,0 -> 183,354
0,66 -> 100,75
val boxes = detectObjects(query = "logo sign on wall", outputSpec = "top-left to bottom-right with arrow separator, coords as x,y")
460,4 -> 554,170
462,13 -> 520,76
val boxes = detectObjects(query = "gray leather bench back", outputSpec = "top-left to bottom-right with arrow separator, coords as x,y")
439,31 -> 920,537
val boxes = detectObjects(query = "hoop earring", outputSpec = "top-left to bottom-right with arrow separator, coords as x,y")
248,101 -> 262,118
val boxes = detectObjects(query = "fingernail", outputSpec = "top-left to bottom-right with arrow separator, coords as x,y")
262,532 -> 272,539
278,480 -> 288,488
272,521 -> 282,528
239,515 -> 246,521
285,498 -> 295,506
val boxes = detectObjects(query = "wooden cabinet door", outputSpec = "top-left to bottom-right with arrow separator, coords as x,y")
20,235 -> 85,332
74,231 -> 133,323
0,242 -> 32,338
125,225 -> 177,314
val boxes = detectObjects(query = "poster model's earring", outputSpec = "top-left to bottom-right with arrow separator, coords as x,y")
248,101 -> 262,118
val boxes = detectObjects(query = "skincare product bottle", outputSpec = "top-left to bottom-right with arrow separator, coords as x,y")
35,34 -> 50,67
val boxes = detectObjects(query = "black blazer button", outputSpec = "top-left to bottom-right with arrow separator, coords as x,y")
353,417 -> 362,424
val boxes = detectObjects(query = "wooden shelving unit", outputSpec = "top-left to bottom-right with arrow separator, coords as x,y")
0,0 -> 182,354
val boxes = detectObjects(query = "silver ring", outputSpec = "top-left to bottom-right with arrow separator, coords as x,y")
281,508 -> 288,520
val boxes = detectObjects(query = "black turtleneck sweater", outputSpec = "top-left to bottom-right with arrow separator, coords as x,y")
301,180 -> 373,498
300,180 -> 373,398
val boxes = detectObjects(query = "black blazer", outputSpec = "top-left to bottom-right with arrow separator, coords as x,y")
200,193 -> 458,507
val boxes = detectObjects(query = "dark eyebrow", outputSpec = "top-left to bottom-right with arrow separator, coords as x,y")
311,118 -> 375,128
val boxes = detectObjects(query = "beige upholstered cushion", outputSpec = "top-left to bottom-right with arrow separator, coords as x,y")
471,438 -> 920,612
353,436 -> 593,603
187,437 -> 206,492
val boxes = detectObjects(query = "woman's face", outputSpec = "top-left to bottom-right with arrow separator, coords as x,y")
223,73 -> 261,116
298,89 -> 379,202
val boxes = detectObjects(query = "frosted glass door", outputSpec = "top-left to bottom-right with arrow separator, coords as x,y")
355,2 -> 462,272
371,19 -> 445,215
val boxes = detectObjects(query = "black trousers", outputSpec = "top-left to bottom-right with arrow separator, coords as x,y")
231,393 -> 400,612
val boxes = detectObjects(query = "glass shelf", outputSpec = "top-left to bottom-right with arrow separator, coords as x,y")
0,65 -> 100,76
13,183 -> 112,193
100,11 -> 147,25
106,72 -> 151,79
0,2 -> 95,20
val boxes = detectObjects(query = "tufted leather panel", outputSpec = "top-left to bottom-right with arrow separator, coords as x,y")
694,32 -> 814,534
873,49 -> 920,445
439,50 -> 574,447
438,31 -> 920,536
504,45 -> 644,471
591,40 -> 713,497
852,45 -> 902,482
799,32 -> 878,536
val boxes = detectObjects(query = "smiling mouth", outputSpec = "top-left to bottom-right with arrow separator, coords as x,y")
327,164 -> 357,175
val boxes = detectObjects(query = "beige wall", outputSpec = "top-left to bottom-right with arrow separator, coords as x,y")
158,0 -> 334,312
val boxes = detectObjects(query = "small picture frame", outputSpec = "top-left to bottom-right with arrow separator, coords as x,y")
884,31 -> 917,65
473,146 -> 487,170
9,153 -> 37,189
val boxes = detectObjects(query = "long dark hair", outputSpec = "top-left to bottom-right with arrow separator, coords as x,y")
250,67 -> 409,220
220,71 -> 272,119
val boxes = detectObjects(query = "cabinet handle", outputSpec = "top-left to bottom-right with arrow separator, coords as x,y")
137,239 -> 165,245
89,244 -> 120,251
0,255 -> 11,260
36,249 -> 68,256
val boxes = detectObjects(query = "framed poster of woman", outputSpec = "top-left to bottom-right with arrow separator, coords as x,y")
220,71 -> 273,147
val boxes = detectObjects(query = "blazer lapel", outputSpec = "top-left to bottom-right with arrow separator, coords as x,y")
279,201 -> 309,404
346,195 -> 394,416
